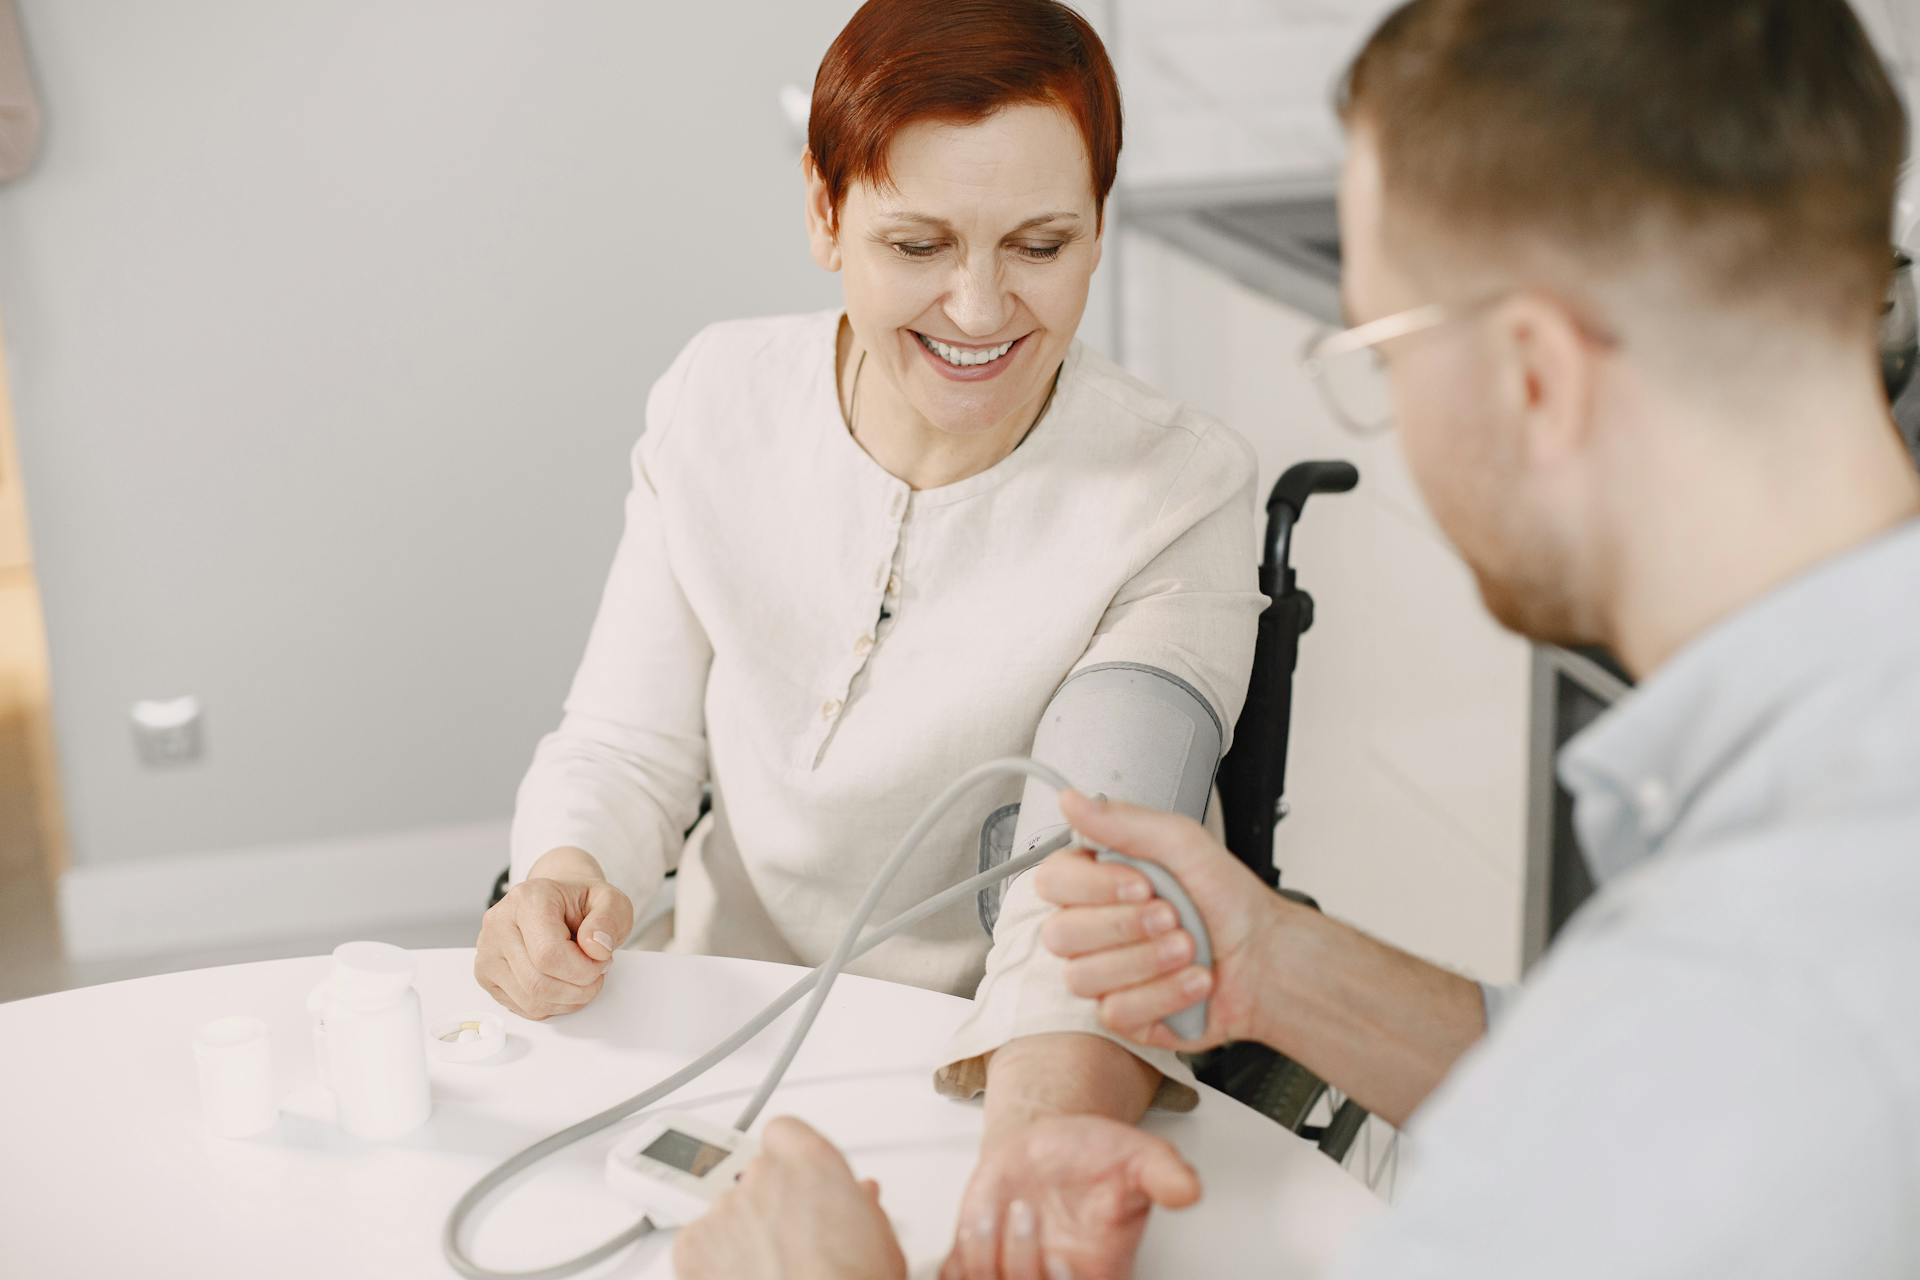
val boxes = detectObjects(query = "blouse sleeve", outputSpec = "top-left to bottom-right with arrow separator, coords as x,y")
507,329 -> 715,936
933,421 -> 1265,1108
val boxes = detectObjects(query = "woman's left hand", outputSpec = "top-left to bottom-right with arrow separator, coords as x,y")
941,1115 -> 1202,1280
673,1116 -> 907,1280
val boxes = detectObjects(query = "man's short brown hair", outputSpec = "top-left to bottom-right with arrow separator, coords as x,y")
1342,0 -> 1908,334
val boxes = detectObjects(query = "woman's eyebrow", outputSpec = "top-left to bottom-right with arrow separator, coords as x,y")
877,211 -> 1084,233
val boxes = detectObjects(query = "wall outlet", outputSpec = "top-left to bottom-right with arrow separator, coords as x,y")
131,695 -> 204,766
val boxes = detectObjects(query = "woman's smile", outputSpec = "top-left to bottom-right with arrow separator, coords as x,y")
910,329 -> 1033,382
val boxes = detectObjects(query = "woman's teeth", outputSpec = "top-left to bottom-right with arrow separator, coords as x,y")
917,333 -> 1017,367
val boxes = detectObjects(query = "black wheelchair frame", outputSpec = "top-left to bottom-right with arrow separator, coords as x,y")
1202,459 -> 1369,1163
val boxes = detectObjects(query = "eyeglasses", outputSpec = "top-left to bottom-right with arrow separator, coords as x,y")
1302,293 -> 1619,437
1299,299 -> 1496,438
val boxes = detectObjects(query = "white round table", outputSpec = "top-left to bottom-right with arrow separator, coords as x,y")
0,948 -> 1381,1277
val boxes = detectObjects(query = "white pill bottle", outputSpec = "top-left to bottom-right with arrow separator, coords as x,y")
311,941 -> 433,1140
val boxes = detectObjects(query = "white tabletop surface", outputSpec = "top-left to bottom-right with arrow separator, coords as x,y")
0,948 -> 1381,1278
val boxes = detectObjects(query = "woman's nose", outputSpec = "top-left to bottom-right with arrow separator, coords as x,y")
943,256 -> 1013,339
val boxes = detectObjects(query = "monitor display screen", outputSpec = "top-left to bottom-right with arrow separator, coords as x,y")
641,1128 -> 730,1178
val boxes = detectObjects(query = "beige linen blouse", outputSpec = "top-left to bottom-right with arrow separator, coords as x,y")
510,309 -> 1262,1105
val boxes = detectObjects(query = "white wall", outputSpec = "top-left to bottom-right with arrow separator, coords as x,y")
0,1 -> 862,880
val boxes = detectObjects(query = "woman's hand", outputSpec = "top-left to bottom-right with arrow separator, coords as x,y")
473,846 -> 632,1020
673,1117 -> 907,1280
1034,791 -> 1297,1054
941,1115 -> 1200,1280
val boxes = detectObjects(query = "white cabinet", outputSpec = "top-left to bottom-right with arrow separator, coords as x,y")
1110,0 -> 1403,188
1118,230 -> 1531,985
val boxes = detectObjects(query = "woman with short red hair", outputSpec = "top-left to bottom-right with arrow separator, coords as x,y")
482,3 -> 1259,1273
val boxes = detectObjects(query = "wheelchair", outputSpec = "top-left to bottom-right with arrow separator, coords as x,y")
1202,459 -> 1368,1162
487,460 -> 1367,1162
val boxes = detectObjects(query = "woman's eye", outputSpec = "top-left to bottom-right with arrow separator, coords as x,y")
1016,243 -> 1065,262
891,242 -> 943,260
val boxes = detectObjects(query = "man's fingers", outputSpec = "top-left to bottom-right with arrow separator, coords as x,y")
1032,847 -> 1151,908
762,1116 -> 847,1172
671,1210 -> 726,1280
1096,967 -> 1213,1039
1063,930 -> 1194,998
1058,790 -> 1216,879
1041,900 -> 1179,958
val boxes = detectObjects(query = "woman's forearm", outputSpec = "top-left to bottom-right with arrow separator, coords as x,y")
980,1031 -> 1162,1147
1252,902 -> 1487,1128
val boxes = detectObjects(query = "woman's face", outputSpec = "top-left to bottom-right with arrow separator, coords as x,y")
806,103 -> 1103,438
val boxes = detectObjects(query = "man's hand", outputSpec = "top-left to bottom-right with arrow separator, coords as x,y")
473,846 -> 633,1020
674,1116 -> 907,1280
941,1115 -> 1200,1280
1034,791 -> 1297,1054
1039,791 -> 1490,1128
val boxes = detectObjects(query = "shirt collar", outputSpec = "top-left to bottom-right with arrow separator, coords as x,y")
1558,516 -> 1920,882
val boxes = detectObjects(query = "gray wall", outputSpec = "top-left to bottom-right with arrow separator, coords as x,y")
0,2 -> 859,866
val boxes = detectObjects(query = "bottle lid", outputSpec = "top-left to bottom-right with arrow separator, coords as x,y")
330,941 -> 415,1008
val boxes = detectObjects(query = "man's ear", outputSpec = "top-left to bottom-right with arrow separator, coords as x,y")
802,151 -> 843,273
1491,291 -> 1597,468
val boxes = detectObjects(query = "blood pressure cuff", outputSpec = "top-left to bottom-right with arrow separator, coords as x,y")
978,663 -> 1223,933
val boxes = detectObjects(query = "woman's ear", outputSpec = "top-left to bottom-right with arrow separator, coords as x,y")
801,151 -> 843,273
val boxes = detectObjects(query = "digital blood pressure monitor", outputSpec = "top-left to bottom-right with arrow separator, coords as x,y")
603,1112 -> 755,1227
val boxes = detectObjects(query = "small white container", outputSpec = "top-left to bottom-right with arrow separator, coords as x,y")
313,941 -> 433,1141
193,1015 -> 278,1138
428,1014 -> 506,1064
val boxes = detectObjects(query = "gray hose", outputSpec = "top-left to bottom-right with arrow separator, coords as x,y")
729,758 -> 1071,1131
443,757 -> 1078,1279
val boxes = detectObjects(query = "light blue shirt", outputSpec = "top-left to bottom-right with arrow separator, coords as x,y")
1335,519 -> 1920,1278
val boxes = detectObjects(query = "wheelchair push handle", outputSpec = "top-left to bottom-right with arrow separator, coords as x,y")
1270,460 -> 1359,520
1266,460 -> 1359,581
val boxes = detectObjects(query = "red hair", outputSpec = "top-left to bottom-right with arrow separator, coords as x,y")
808,0 -> 1123,227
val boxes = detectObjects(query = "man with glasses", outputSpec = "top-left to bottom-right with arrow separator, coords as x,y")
675,1 -> 1920,1276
